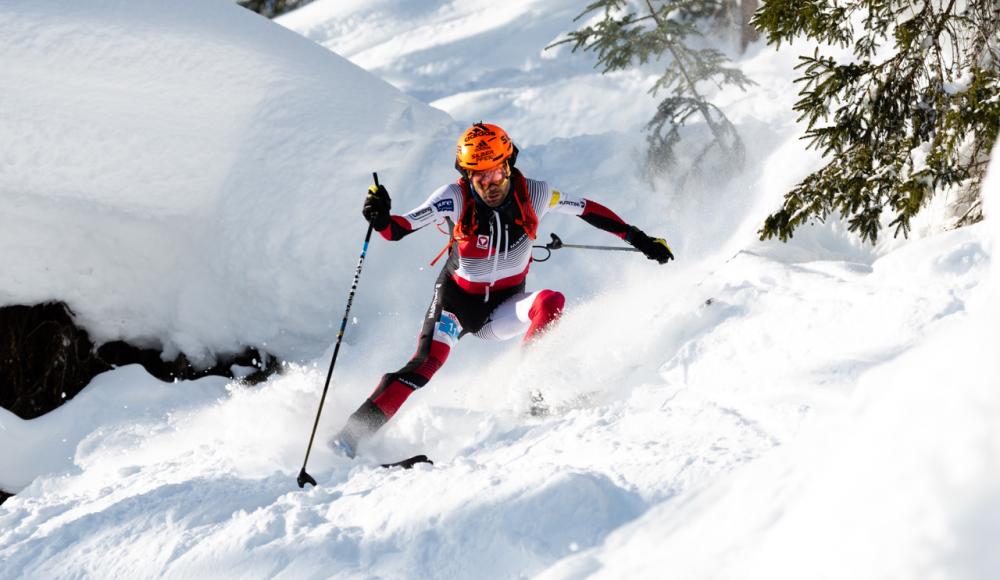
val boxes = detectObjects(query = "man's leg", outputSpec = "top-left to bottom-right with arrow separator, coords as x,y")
333,282 -> 462,456
474,289 -> 565,417
475,289 -> 565,343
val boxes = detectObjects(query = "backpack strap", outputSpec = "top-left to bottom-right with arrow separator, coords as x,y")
453,177 -> 477,242
510,171 -> 538,240
429,220 -> 454,266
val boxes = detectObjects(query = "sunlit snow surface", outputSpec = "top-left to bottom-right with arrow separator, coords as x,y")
2,0 -> 999,579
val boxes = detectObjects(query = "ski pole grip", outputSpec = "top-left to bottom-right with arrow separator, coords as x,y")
373,172 -> 379,188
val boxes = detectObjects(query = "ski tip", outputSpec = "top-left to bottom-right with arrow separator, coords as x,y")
381,454 -> 433,469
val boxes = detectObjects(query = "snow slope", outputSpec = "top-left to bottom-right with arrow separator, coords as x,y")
0,0 -> 455,364
278,0 -> 654,147
2,1 -> 999,579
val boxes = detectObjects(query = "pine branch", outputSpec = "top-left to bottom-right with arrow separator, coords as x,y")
551,0 -> 753,179
757,0 -> 999,243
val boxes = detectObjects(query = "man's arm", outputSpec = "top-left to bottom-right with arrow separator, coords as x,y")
546,189 -> 674,263
547,190 -> 630,239
363,184 -> 460,241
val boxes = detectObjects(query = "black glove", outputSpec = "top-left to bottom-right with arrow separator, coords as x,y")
626,225 -> 674,264
362,184 -> 391,230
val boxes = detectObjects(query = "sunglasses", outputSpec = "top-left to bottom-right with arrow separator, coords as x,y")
469,164 -> 509,184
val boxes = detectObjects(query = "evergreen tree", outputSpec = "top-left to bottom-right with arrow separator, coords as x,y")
550,1 -> 755,181
754,0 -> 1000,243
236,0 -> 311,19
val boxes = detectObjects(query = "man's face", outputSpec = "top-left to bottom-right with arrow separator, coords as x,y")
470,163 -> 510,207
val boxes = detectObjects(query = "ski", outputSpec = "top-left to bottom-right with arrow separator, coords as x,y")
381,454 -> 433,469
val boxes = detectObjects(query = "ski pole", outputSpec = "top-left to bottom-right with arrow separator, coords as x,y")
532,232 -> 639,262
297,172 -> 379,489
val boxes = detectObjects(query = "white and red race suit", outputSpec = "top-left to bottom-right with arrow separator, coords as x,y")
337,167 -> 634,449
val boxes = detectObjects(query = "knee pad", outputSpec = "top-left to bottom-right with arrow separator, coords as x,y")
529,290 -> 565,321
525,290 -> 565,342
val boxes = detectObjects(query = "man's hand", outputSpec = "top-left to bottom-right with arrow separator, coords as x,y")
626,226 -> 674,264
362,184 -> 391,230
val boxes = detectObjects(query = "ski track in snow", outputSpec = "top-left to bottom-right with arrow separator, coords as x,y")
2,0 -> 1000,579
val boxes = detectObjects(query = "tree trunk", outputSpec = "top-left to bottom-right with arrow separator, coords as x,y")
740,0 -> 760,52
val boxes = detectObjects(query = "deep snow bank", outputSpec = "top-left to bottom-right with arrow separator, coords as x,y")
0,0 -> 455,364
1,207 -> 993,579
536,155 -> 1000,580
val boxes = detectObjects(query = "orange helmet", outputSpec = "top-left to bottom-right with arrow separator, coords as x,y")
455,123 -> 517,172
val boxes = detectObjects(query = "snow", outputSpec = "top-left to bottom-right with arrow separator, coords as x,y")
2,0 -> 999,579
0,0 -> 456,365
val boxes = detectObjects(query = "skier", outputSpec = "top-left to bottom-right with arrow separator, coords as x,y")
331,123 -> 673,457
